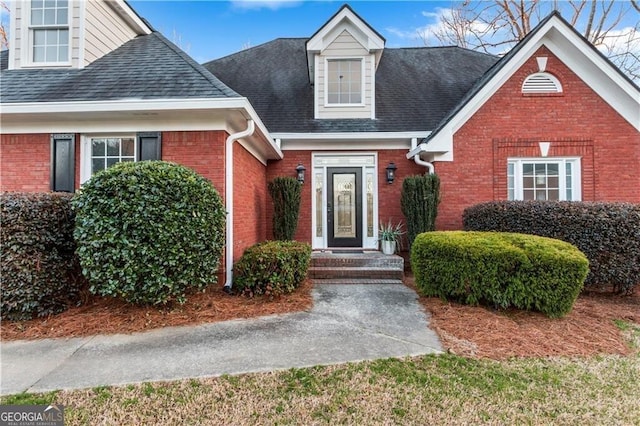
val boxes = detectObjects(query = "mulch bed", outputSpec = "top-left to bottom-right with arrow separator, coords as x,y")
3,277 -> 639,362
406,276 -> 640,360
0,280 -> 314,341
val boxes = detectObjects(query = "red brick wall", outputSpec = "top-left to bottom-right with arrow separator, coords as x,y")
378,150 -> 425,228
233,143 -> 268,260
437,46 -> 640,230
0,134 -> 51,192
266,150 -> 425,244
162,131 -> 229,284
266,151 -> 313,243
162,131 -> 226,196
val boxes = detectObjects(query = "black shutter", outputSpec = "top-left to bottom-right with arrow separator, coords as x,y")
137,132 -> 162,161
50,134 -> 75,192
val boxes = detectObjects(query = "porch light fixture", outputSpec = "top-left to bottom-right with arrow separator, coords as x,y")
296,163 -> 306,184
386,162 -> 397,184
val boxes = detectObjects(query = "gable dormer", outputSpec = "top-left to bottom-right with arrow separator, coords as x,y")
8,0 -> 151,70
306,4 -> 385,120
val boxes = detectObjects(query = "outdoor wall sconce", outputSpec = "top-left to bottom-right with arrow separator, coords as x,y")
296,163 -> 306,184
386,162 -> 397,184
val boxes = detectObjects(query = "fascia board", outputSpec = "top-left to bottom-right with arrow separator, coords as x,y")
272,131 -> 431,140
107,0 -> 152,35
307,8 -> 384,52
431,15 -> 640,150
425,21 -> 557,152
1,97 -> 283,160
1,98 -> 254,114
544,30 -> 640,130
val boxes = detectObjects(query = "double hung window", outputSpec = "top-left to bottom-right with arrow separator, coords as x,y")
508,158 -> 580,201
30,0 -> 69,63
326,59 -> 363,105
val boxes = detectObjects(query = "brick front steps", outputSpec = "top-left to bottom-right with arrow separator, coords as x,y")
309,251 -> 404,284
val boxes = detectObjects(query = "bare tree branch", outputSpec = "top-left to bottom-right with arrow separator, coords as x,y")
0,1 -> 9,49
419,0 -> 639,82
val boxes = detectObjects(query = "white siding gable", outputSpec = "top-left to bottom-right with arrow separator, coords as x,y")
315,29 -> 374,119
8,0 -> 150,70
84,0 -> 138,66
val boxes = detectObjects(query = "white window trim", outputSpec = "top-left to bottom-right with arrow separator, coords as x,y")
80,134 -> 136,184
508,157 -> 582,201
21,0 -> 73,67
323,57 -> 366,108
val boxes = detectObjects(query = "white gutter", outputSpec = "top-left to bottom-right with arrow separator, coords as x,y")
223,119 -> 255,292
409,138 -> 435,175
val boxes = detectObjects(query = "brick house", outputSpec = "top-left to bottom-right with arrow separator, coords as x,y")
1,2 -> 639,286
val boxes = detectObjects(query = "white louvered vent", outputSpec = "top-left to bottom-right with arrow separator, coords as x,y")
522,72 -> 563,94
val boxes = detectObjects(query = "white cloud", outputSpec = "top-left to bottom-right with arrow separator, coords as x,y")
230,0 -> 302,11
596,26 -> 640,54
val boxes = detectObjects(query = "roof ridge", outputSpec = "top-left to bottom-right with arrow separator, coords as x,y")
152,31 -> 241,98
204,38 -> 308,65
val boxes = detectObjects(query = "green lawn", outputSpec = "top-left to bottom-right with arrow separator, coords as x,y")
3,323 -> 639,425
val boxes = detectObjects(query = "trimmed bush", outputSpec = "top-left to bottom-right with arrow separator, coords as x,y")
269,176 -> 302,240
411,231 -> 589,318
73,161 -> 226,305
401,174 -> 441,248
463,201 -> 640,294
1,192 -> 83,320
233,240 -> 311,297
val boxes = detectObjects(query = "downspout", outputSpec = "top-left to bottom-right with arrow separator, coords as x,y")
223,119 -> 255,292
411,138 -> 435,175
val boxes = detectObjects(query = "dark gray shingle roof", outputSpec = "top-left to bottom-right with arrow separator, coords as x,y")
0,50 -> 8,70
1,32 -> 239,103
203,39 -> 499,133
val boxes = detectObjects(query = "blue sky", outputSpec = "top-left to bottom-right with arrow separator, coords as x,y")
128,1 -> 456,63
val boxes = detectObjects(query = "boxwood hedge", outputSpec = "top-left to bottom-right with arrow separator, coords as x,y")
1,192 -> 83,320
411,231 -> 589,318
233,240 -> 311,297
463,201 -> 640,294
73,161 -> 226,305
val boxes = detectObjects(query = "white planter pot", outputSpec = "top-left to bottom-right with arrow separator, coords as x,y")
381,240 -> 396,255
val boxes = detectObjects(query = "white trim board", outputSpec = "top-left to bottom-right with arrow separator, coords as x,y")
425,15 -> 640,155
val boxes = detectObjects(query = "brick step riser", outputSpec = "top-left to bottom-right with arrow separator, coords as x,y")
309,269 -> 403,280
313,279 -> 404,285
311,259 -> 404,268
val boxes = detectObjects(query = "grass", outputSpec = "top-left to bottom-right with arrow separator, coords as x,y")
2,352 -> 639,425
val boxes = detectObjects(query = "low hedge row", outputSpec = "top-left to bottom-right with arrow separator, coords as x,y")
411,231 -> 589,318
233,241 -> 311,297
1,192 -> 83,320
463,201 -> 640,294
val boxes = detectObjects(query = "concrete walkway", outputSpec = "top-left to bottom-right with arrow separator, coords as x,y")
1,284 -> 443,395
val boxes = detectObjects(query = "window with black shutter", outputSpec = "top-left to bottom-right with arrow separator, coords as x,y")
137,132 -> 162,161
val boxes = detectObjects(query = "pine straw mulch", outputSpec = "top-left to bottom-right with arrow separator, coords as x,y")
3,277 -> 639,362
405,276 -> 640,360
0,280 -> 314,341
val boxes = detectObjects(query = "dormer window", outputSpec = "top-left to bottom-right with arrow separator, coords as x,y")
326,59 -> 363,105
30,0 -> 69,63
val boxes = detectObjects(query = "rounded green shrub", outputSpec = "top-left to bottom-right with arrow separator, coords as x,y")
1,192 -> 83,320
73,161 -> 225,305
463,201 -> 640,294
411,231 -> 589,318
233,240 -> 311,297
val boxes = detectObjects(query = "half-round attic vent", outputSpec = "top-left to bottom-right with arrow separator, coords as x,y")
522,72 -> 562,94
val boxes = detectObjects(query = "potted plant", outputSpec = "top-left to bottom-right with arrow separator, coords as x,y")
378,220 -> 405,255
